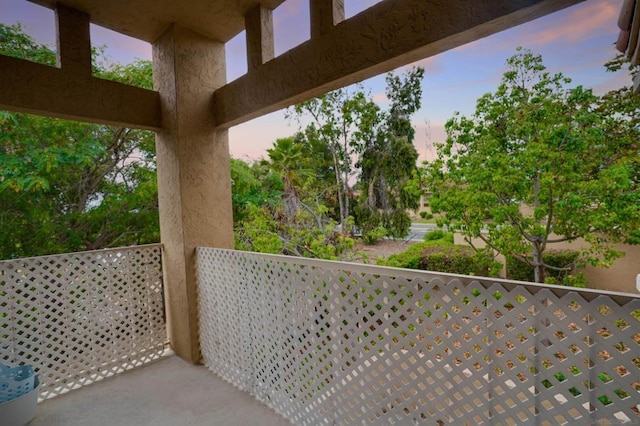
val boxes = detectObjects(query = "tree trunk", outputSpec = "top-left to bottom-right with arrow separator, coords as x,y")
532,242 -> 545,283
343,172 -> 350,231
367,177 -> 376,208
531,171 -> 545,283
342,132 -> 350,235
331,150 -> 346,230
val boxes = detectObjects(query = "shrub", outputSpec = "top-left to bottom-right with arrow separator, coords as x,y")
424,229 -> 445,241
353,206 -> 383,243
380,242 -> 500,277
382,210 -> 412,239
506,250 -> 583,286
424,213 -> 434,220
419,211 -> 428,219
423,230 -> 454,244
363,225 -> 387,245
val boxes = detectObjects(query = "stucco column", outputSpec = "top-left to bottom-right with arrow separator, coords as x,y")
152,25 -> 234,363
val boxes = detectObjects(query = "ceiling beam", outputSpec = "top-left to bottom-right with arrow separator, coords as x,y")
245,5 -> 274,71
213,0 -> 584,128
0,3 -> 160,130
0,55 -> 161,130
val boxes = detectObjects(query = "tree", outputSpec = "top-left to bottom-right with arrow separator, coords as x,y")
0,23 -> 159,259
230,157 -> 282,224
357,68 -> 424,239
231,154 -> 355,260
288,88 -> 377,233
267,136 -> 313,216
426,48 -> 640,284
289,68 -> 425,241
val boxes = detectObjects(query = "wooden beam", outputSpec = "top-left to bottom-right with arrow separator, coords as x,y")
0,54 -> 161,129
213,0 -> 584,128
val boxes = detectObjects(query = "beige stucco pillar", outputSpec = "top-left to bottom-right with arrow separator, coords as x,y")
152,25 -> 234,363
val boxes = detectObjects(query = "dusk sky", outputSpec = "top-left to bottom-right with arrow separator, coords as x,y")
1,0 -> 629,162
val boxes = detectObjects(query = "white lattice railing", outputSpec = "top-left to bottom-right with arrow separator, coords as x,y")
0,244 -> 166,400
197,248 -> 640,425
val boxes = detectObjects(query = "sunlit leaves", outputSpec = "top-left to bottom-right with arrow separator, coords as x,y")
425,48 -> 640,284
0,24 -> 158,258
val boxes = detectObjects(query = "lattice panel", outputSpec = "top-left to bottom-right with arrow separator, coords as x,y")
0,245 -> 166,400
197,248 -> 640,425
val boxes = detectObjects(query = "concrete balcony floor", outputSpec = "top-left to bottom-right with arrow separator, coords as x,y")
30,355 -> 291,426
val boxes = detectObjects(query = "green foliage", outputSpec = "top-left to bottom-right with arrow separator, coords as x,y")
418,212 -> 435,221
425,47 -> 640,283
288,89 -> 376,232
230,158 -> 282,223
380,242 -> 500,277
363,225 -> 387,245
0,24 -> 158,259
236,66 -> 424,257
357,68 -> 424,239
232,139 -> 356,260
506,250 -> 585,287
353,204 -> 383,244
382,209 -> 412,239
289,68 -> 425,240
424,229 -> 454,244
0,23 -> 56,65
424,229 -> 445,241
234,203 -> 354,260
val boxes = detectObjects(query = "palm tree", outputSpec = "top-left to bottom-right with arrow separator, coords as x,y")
267,137 -> 310,216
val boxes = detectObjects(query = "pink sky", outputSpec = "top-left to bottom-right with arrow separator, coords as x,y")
0,0 -> 630,163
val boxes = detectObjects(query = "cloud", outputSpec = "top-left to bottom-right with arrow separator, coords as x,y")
452,0 -> 620,56
229,110 -> 295,160
371,92 -> 389,103
397,56 -> 443,75
91,24 -> 152,64
273,0 -> 310,55
591,69 -> 635,93
276,0 -> 306,18
527,0 -> 620,47
412,120 -> 448,163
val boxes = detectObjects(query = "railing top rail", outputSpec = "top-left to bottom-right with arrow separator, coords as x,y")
0,243 -> 163,264
197,247 -> 640,304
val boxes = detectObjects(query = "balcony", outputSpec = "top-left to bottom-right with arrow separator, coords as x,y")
29,355 -> 290,426
2,245 -> 640,425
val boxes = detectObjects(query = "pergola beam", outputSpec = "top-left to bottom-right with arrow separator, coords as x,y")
213,0 -> 584,128
310,0 -> 345,38
245,5 -> 274,71
0,55 -> 161,129
0,4 -> 160,130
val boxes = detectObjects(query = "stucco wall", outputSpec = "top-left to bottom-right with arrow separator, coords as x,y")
453,233 -> 640,294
